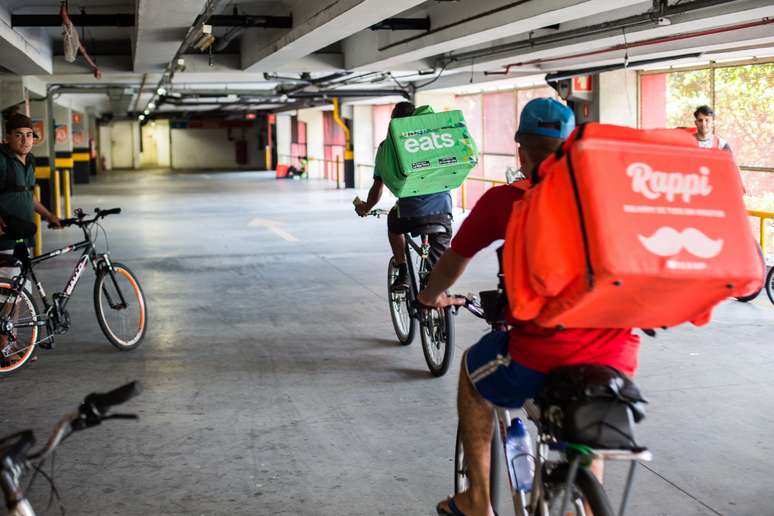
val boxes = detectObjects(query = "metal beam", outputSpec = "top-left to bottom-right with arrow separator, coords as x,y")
12,14 -> 135,27
208,15 -> 292,28
370,17 -> 430,31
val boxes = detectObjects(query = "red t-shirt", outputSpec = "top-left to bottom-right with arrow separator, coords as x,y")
451,184 -> 640,377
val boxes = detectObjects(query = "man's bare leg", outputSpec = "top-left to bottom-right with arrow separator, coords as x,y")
388,231 -> 406,265
438,358 -> 496,516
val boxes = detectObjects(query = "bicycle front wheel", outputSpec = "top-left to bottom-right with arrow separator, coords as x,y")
766,266 -> 774,306
388,258 -> 416,345
0,281 -> 40,377
93,263 -> 147,350
542,463 -> 615,516
420,305 -> 454,377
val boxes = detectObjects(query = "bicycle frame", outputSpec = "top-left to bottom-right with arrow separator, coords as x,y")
403,233 -> 432,302
491,404 -> 652,516
3,232 -> 124,346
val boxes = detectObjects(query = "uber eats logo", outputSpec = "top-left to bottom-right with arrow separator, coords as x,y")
403,132 -> 455,153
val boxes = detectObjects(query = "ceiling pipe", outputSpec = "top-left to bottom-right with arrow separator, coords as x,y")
497,17 -> 774,73
11,13 -> 291,28
542,52 -> 703,82
445,0 -> 744,68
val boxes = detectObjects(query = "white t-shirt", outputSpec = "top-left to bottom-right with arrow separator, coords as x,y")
696,134 -> 731,151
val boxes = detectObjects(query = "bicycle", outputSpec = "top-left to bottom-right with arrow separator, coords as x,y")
0,208 -> 148,377
0,381 -> 141,515
359,206 -> 456,377
766,264 -> 774,306
451,295 -> 651,516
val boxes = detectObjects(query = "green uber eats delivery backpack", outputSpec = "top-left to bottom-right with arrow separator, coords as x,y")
375,105 -> 479,198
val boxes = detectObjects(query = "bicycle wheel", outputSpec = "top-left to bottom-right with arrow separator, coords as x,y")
738,242 -> 766,302
0,281 -> 40,377
93,263 -> 147,351
455,420 -> 505,509
420,305 -> 454,377
766,267 -> 774,306
388,258 -> 416,345
542,463 -> 615,516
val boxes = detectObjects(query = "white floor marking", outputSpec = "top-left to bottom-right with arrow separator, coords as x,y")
248,218 -> 299,242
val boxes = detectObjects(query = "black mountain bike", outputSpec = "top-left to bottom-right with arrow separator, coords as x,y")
365,210 -> 455,377
0,382 -> 141,515
0,208 -> 147,377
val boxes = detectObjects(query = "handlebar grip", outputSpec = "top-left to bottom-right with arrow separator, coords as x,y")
84,381 -> 142,414
49,218 -> 77,229
99,208 -> 122,217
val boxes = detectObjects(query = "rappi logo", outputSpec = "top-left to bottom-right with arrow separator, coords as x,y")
403,132 -> 455,153
626,162 -> 713,203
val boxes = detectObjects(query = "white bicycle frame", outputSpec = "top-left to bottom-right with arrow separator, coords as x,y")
490,402 -> 652,516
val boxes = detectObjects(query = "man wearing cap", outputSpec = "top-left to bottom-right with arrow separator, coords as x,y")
1,113 -> 62,273
418,98 -> 640,516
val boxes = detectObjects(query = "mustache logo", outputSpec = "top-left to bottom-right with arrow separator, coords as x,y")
638,227 -> 724,259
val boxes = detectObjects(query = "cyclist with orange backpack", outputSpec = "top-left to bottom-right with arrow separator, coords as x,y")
417,98 -> 641,516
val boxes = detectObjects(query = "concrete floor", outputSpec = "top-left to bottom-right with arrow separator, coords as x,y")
2,169 -> 773,516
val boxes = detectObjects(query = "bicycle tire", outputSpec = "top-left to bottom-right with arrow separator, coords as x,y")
388,258 -> 416,345
420,305 -> 454,377
93,263 -> 147,351
738,242 -> 766,302
542,463 -> 615,516
766,266 -> 774,306
455,420 -> 505,509
0,280 -> 40,377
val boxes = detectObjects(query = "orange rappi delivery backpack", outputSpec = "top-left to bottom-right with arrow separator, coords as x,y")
502,123 -> 763,329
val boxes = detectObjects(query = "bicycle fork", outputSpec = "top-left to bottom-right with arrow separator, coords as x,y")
96,254 -> 128,310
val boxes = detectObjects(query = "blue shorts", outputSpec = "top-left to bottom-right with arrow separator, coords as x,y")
464,331 -> 546,408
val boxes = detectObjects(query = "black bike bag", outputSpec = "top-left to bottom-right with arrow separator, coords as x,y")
537,364 -> 647,450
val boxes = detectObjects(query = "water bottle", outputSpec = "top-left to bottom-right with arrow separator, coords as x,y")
505,417 -> 535,491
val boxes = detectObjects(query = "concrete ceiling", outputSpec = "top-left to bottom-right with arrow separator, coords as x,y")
1,0 -> 772,117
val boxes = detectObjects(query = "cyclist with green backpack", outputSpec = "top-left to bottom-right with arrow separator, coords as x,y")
354,102 -> 453,291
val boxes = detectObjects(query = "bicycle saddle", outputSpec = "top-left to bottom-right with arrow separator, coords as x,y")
410,224 -> 447,237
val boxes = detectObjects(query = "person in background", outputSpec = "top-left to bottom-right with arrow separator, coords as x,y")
693,105 -> 732,152
354,102 -> 453,291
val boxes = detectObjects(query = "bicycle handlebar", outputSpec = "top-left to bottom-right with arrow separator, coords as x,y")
26,381 -> 141,461
48,207 -> 122,229
83,381 -> 142,416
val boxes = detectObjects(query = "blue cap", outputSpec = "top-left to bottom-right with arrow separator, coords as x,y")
515,98 -> 575,142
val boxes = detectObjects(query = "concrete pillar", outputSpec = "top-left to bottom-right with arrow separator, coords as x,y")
98,123 -> 112,171
298,109 -> 324,179
87,113 -> 98,175
276,114 -> 292,167
28,99 -> 53,210
53,103 -> 73,217
72,110 -> 90,184
595,69 -> 638,127
352,105 -> 374,189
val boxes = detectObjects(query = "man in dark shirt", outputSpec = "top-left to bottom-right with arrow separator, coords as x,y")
0,113 -> 61,249
354,102 -> 453,290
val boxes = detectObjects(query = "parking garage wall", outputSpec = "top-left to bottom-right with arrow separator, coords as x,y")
169,123 -> 262,170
